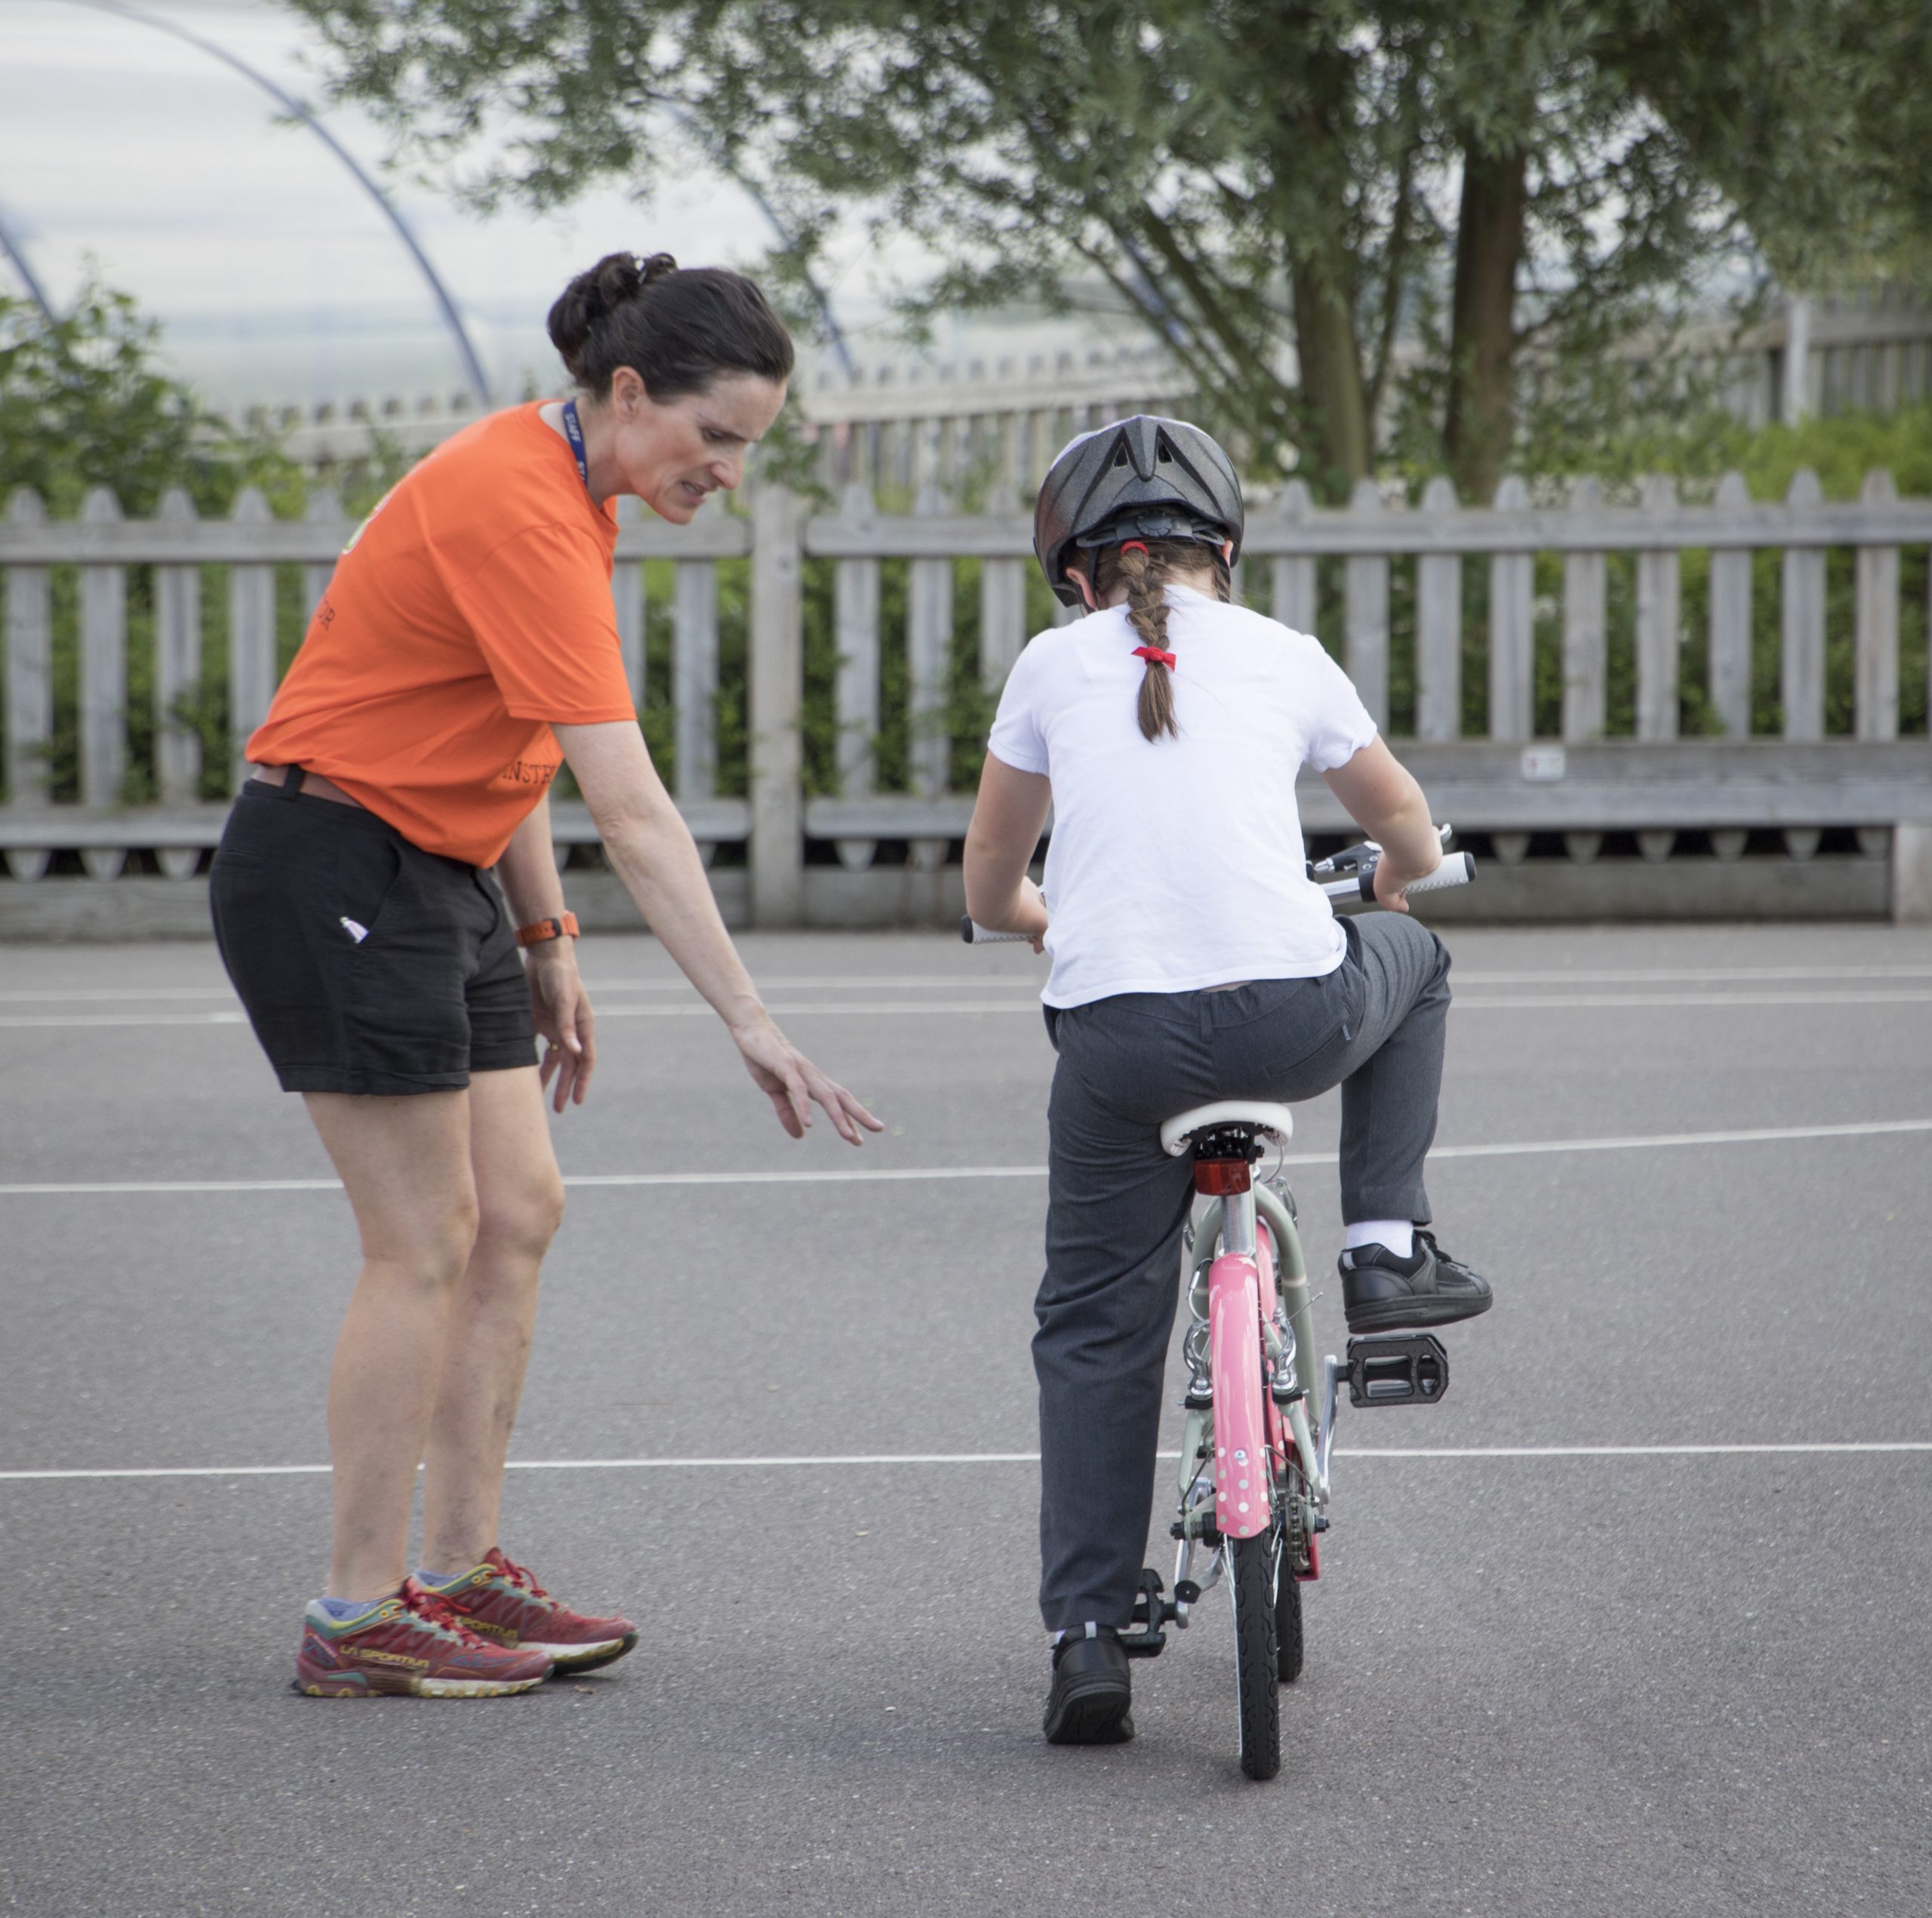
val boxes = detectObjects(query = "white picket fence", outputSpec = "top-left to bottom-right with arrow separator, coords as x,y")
2,470 -> 1930,925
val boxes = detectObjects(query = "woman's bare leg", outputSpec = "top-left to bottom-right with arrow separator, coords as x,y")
419,1066 -> 565,1575
305,1089 -> 480,1602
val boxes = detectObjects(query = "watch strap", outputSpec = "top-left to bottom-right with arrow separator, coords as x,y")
515,912 -> 580,947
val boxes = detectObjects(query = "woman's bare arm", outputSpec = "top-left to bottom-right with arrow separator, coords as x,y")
552,720 -> 881,1143
497,796 -> 594,1110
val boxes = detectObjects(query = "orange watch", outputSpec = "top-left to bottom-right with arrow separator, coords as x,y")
515,912 -> 580,948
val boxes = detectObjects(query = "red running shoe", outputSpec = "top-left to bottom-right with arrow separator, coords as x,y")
425,1548 -> 638,1675
296,1578 -> 552,1698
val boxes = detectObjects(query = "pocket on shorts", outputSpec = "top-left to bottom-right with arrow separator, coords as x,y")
325,834 -> 408,953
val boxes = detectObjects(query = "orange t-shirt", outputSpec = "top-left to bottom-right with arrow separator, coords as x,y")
247,402 -> 637,867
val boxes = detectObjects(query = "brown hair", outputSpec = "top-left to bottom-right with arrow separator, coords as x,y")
1091,537 -> 1232,742
546,251 -> 795,402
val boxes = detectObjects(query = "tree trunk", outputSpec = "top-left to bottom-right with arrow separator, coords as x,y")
1444,143 -> 1527,503
1291,260 -> 1371,503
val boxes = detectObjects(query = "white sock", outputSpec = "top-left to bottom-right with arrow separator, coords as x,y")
1345,1219 -> 1414,1261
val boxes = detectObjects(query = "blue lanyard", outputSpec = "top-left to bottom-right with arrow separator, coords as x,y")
560,399 -> 590,491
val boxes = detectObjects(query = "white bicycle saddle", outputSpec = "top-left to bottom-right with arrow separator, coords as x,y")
1158,1101 -> 1296,1158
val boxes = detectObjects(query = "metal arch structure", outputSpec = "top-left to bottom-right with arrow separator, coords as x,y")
653,97 -> 857,381
0,200 -> 58,325
54,0 -> 493,406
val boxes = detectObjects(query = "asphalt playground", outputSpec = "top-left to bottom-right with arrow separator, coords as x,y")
2,916 -> 1929,1918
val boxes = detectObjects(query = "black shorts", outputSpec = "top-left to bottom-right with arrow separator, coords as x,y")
209,780 -> 537,1095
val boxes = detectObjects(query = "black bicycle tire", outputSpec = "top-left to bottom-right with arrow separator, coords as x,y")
1276,1551 -> 1305,1683
1231,1533 -> 1281,1780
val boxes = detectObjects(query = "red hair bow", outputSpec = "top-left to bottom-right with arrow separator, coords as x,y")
1132,645 -> 1177,670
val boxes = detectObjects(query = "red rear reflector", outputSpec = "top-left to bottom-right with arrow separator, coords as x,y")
1193,1158 -> 1251,1195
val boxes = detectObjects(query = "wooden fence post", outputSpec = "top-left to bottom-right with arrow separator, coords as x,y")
1561,474 -> 1607,742
154,487 -> 203,877
978,482 -> 1027,694
79,487 -> 128,878
672,556 -> 720,863
1855,469 -> 1900,741
1895,821 -> 1932,923
1635,475 -> 1681,743
907,481 -> 953,870
1558,475 -> 1607,861
1707,470 -> 1753,740
227,488 -> 275,795
1488,476 -> 1533,743
1343,477 -> 1389,729
1780,468 -> 1826,743
749,487 -> 804,926
1780,468 -> 1827,857
1415,476 -> 1461,742
833,482 -> 881,871
3,488 -> 52,879
1270,480 -> 1317,636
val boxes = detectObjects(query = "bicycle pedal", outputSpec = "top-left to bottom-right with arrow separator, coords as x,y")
1345,1333 -> 1449,1407
1120,1568 -> 1173,1658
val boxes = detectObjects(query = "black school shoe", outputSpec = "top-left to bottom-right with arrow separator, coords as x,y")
1340,1230 -> 1494,1334
1043,1625 -> 1134,1745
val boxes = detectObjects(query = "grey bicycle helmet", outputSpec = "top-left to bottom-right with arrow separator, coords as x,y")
1032,414 -> 1244,607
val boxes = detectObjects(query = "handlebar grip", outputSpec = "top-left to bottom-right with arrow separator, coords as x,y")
1320,849 -> 1478,907
959,916 -> 1035,944
1402,851 -> 1478,894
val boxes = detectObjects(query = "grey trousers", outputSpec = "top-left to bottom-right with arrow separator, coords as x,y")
1034,914 -> 1451,1631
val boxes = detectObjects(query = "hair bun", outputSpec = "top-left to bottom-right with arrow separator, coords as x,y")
589,251 -> 642,312
546,251 -> 792,402
548,251 -> 660,374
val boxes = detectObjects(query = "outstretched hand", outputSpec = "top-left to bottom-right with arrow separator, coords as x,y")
530,950 -> 595,1113
729,1013 -> 884,1144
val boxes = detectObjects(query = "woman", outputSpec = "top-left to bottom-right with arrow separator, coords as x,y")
211,251 -> 881,1698
961,415 -> 1493,1745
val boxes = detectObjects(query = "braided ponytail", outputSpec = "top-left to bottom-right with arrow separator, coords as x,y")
1093,537 -> 1232,743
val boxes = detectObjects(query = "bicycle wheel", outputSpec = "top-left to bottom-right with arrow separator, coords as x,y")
1276,1551 -> 1304,1683
1230,1533 -> 1281,1781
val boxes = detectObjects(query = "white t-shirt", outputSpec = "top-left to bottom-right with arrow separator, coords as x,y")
986,583 -> 1378,1009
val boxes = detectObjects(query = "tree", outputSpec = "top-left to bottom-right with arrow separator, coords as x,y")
291,1 -> 1924,500
0,279 -> 309,518
1,282 -> 211,516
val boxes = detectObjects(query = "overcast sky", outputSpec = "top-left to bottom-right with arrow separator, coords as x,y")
0,0 -> 916,409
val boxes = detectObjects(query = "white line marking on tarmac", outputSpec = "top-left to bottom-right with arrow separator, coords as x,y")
1455,989 -> 1932,1010
2,1115 -> 1929,1197
0,1011 -> 252,1027
11,965 -> 1930,1006
9,987 -> 1932,1029
3,1442 -> 1927,1482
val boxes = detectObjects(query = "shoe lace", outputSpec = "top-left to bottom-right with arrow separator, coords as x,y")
494,1553 -> 550,1601
401,1580 -> 491,1646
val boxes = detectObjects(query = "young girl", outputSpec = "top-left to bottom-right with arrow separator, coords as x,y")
962,416 -> 1492,1744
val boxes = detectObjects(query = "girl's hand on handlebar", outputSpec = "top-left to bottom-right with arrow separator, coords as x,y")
1014,876 -> 1049,953
1371,845 -> 1442,915
729,1011 -> 885,1144
530,945 -> 595,1111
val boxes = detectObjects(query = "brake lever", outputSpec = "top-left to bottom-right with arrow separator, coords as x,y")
1308,822 -> 1454,882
